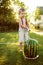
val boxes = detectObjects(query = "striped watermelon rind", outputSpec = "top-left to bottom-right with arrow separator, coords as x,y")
24,38 -> 39,58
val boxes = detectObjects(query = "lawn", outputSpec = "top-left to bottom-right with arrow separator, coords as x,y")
0,32 -> 43,65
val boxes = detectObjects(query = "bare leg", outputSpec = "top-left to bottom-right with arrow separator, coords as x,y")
20,42 -> 22,51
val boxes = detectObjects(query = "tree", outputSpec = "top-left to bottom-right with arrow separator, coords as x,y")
0,0 -> 26,23
34,7 -> 41,21
0,0 -> 16,24
0,0 -> 27,31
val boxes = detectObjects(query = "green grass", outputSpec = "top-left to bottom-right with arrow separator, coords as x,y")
0,32 -> 18,43
0,32 -> 43,65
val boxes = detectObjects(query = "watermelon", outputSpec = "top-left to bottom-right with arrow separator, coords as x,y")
24,38 -> 39,59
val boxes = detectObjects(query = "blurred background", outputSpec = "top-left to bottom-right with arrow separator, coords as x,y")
0,0 -> 43,32
0,0 -> 43,65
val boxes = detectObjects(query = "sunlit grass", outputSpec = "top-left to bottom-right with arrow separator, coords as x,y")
0,54 -> 7,65
0,32 -> 43,65
0,32 -> 18,44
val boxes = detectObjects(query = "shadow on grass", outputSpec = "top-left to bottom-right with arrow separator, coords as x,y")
0,44 -> 18,65
0,43 -> 43,65
0,32 -> 43,65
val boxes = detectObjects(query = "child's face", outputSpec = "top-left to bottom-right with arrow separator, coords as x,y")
20,10 -> 26,18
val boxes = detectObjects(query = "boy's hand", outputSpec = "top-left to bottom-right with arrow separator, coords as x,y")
26,27 -> 30,31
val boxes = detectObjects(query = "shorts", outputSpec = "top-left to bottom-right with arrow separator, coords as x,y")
19,28 -> 29,42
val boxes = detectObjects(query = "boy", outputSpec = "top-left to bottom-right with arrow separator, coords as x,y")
19,8 -> 30,52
